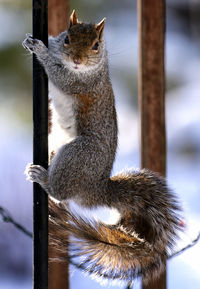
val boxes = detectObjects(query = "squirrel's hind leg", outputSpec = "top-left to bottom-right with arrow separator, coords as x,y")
25,163 -> 51,194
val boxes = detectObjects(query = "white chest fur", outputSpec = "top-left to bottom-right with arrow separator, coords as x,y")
48,82 -> 77,156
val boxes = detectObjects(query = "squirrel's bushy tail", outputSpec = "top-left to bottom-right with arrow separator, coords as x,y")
49,199 -> 162,282
49,169 -> 182,283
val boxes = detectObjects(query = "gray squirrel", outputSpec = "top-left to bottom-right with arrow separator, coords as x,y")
23,10 -> 182,283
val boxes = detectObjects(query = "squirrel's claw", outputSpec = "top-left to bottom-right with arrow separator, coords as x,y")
25,163 -> 52,194
22,34 -> 34,53
22,34 -> 46,54
26,33 -> 33,38
24,163 -> 48,185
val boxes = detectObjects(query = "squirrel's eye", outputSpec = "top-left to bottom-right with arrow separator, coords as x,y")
92,42 -> 99,51
64,36 -> 70,45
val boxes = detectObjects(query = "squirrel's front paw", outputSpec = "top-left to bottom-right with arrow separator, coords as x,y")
25,163 -> 48,185
22,33 -> 46,54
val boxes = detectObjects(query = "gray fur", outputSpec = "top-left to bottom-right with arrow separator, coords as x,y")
23,20 -> 182,283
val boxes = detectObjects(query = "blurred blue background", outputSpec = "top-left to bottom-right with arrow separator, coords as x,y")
0,0 -> 200,288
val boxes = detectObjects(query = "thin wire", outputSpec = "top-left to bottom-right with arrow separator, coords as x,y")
169,232 -> 200,259
126,281 -> 133,289
0,206 -> 32,238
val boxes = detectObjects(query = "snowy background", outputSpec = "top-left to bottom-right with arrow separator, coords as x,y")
0,0 -> 200,288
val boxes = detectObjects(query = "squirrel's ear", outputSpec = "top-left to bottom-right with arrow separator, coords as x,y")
69,10 -> 79,27
95,18 -> 106,40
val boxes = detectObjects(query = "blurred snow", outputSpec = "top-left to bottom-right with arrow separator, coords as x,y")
0,280 -> 31,289
0,100 -> 32,281
167,83 -> 200,143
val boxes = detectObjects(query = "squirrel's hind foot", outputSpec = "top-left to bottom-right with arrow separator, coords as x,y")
25,163 -> 50,193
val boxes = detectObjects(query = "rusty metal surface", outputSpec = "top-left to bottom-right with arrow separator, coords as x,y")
48,1 -> 69,289
138,0 -> 166,176
143,271 -> 167,289
48,0 -> 69,36
48,244 -> 69,289
138,0 -> 166,288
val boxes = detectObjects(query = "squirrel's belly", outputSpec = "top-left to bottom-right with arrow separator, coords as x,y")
49,82 -> 77,155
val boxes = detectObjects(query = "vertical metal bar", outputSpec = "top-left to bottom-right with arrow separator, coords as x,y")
48,1 -> 69,289
33,1 -> 48,289
138,0 -> 166,289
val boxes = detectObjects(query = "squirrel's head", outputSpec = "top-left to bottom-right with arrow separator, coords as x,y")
61,10 -> 106,72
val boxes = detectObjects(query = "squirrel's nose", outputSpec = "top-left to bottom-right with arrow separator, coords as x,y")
73,57 -> 82,65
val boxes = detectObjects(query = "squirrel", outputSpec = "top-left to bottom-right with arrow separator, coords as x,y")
23,10 -> 182,284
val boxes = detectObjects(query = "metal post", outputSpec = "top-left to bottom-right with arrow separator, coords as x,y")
138,0 -> 166,289
48,1 -> 69,289
33,1 -> 48,289
48,0 -> 69,36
